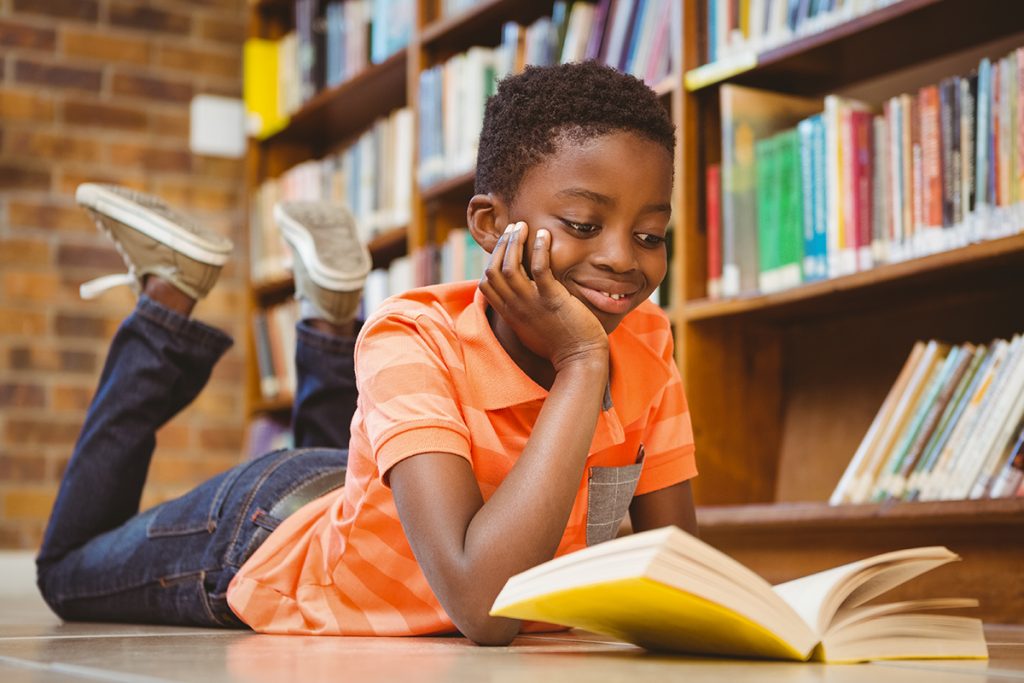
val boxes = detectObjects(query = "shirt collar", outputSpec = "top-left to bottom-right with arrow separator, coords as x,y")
456,287 -> 548,410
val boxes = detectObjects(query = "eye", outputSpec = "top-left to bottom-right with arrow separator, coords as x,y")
635,233 -> 666,248
562,219 -> 600,235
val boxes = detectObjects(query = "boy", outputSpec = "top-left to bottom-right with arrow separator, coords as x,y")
37,61 -> 698,645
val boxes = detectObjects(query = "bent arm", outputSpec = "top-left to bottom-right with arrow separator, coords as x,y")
390,224 -> 614,645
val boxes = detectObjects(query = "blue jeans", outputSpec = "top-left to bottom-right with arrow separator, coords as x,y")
36,297 -> 356,627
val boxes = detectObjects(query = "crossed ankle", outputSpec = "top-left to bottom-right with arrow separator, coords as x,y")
143,276 -> 196,317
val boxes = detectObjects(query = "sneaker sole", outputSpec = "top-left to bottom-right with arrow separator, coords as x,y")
76,184 -> 231,266
274,204 -> 371,291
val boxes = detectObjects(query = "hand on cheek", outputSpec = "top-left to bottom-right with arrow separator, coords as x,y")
480,222 -> 608,372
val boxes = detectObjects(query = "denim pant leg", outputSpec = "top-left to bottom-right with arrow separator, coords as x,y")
37,296 -> 233,569
291,320 -> 359,450
37,447 -> 346,627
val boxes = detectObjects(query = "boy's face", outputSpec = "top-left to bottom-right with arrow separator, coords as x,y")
471,130 -> 673,334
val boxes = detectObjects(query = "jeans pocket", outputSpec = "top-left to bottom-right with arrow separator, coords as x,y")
146,462 -> 248,538
586,463 -> 643,546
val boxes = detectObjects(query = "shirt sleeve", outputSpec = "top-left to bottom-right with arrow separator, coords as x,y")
634,325 -> 698,497
355,310 -> 472,485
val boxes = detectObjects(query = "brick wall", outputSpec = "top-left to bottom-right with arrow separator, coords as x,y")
0,0 -> 251,549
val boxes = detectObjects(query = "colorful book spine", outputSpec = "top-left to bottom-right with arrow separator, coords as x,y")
706,164 -> 723,298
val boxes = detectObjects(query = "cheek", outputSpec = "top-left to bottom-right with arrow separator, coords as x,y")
641,251 -> 669,288
545,235 -> 578,279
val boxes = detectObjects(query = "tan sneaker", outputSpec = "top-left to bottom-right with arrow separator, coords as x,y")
274,200 -> 371,325
75,184 -> 233,301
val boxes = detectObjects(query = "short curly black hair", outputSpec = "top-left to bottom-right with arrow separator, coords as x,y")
475,61 -> 675,202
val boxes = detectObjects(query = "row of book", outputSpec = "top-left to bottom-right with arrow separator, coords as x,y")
703,0 -> 899,65
242,0 -> 413,139
250,107 -> 413,284
363,228 -> 490,314
438,0 -> 480,19
252,300 -> 299,401
418,0 -> 680,188
707,46 -> 1024,298
830,334 -> 1024,506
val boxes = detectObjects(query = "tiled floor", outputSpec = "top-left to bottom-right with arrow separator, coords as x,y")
2,552 -> 1022,682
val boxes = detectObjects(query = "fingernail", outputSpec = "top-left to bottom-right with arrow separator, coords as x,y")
504,224 -> 514,234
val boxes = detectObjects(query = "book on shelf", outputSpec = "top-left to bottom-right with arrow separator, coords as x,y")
705,163 -> 723,298
438,0 -> 480,20
719,84 -> 821,296
324,0 -> 370,88
706,45 -> 1024,300
370,0 -> 413,64
243,37 -> 289,139
755,128 -> 804,293
361,228 -> 489,315
251,301 -> 300,402
700,0 -> 902,67
490,525 -> 988,663
830,332 -> 1024,505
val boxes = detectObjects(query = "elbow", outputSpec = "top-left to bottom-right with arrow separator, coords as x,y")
445,595 -> 519,645
459,615 -> 519,646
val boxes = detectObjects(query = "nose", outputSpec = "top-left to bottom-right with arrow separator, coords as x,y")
592,228 -> 637,273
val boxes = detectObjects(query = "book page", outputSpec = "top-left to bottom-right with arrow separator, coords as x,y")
772,547 -> 957,634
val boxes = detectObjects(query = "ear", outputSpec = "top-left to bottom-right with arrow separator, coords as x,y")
466,193 -> 510,254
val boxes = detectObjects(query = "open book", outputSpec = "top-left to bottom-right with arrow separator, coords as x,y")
490,526 -> 987,662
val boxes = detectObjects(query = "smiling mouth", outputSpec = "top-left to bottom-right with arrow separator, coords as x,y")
573,283 -> 641,316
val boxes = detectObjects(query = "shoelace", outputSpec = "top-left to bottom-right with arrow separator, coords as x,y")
79,273 -> 137,300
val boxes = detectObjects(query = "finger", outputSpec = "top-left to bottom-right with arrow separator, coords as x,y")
482,224 -> 516,299
530,229 -> 559,297
501,221 -> 527,278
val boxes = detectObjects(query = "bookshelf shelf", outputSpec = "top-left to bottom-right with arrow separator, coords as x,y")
699,498 -> 1024,531
421,0 -> 553,53
367,225 -> 411,268
420,169 -> 476,204
252,275 -> 295,301
685,0 -> 1024,95
263,51 -> 408,151
684,234 -> 1024,322
249,0 -> 290,10
252,396 -> 294,415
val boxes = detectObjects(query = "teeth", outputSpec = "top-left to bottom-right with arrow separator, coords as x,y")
601,291 -> 625,301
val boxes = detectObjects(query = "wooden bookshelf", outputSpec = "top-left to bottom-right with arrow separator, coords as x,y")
245,0 -> 1024,624
420,169 -> 475,203
421,0 -> 552,52
677,0 -> 1024,623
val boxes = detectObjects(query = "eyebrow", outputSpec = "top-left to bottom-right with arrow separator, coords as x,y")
554,187 -> 671,215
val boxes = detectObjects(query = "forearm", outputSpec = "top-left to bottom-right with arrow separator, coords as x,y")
473,359 -> 605,555
437,358 -> 608,643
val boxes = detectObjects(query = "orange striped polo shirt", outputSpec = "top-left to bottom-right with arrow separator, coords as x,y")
227,281 -> 697,635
